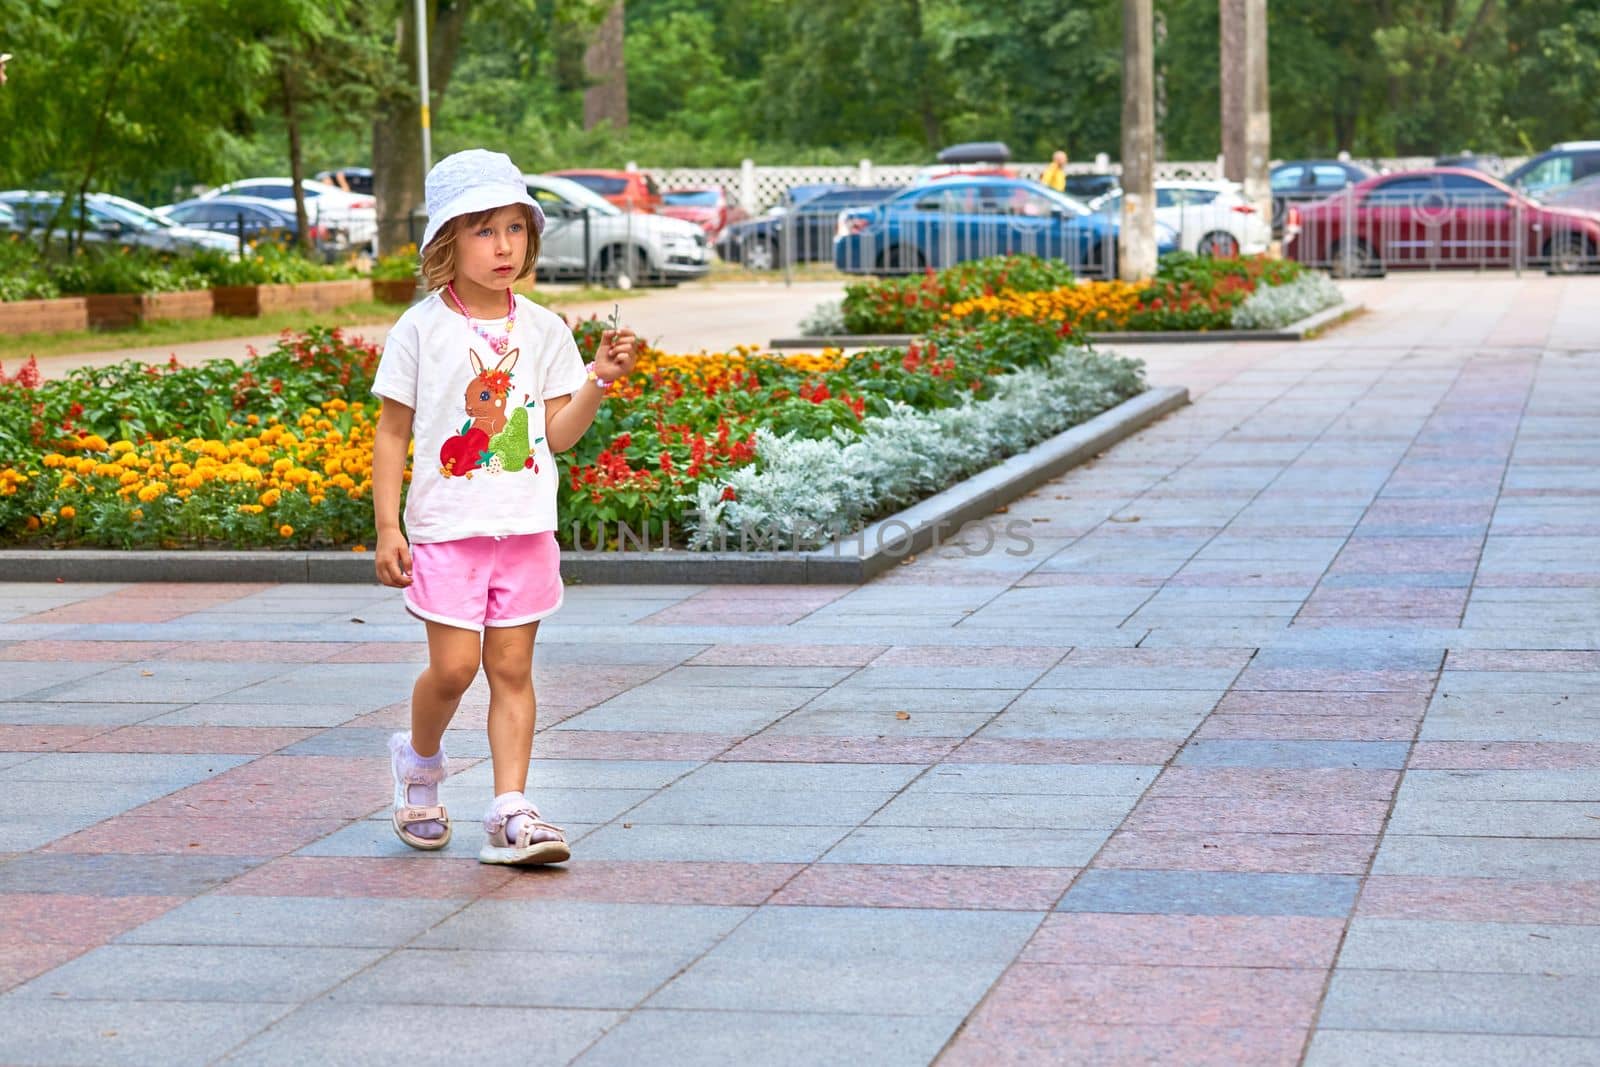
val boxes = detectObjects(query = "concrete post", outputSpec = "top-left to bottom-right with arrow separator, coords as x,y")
1120,0 -> 1157,281
740,158 -> 756,215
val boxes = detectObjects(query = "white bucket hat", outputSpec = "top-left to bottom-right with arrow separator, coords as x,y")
420,149 -> 545,251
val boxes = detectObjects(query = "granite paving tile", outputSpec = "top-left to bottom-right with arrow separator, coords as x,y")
1020,913 -> 1345,968
1303,1031 -> 1600,1067
1058,869 -> 1361,917
1318,969 -> 1600,1036
573,1009 -> 958,1067
1356,876 -> 1600,924
0,1000 -> 293,1067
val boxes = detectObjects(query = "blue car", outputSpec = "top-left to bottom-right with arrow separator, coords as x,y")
834,176 -> 1176,278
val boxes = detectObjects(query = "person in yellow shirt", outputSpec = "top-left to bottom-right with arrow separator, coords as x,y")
1041,150 -> 1068,192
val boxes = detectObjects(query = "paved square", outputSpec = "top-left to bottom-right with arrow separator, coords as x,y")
2,275 -> 1598,1063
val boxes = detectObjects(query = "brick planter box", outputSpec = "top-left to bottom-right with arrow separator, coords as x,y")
212,278 -> 371,318
0,296 -> 89,336
372,278 -> 419,305
84,289 -> 215,329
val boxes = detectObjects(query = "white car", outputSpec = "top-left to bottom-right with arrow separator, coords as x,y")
0,191 -> 238,255
523,174 -> 710,288
1092,180 -> 1272,257
199,178 -> 377,249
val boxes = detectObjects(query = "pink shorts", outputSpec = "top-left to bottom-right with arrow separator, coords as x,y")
405,532 -> 564,632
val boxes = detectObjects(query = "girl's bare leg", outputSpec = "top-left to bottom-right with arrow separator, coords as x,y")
480,621 -> 539,795
411,621 -> 483,757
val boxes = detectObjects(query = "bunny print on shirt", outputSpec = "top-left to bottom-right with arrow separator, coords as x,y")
437,347 -> 545,479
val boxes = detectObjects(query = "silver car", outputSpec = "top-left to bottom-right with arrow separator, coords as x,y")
523,174 -> 710,288
0,191 -> 237,254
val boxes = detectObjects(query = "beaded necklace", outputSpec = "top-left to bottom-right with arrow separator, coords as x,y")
444,283 -> 516,357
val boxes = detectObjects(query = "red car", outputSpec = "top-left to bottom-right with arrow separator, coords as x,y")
658,186 -> 746,239
1287,167 -> 1600,275
548,169 -> 662,213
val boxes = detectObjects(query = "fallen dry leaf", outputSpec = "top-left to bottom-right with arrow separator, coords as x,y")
895,711 -> 912,721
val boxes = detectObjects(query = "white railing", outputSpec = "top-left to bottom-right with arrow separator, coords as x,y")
637,155 -> 1524,214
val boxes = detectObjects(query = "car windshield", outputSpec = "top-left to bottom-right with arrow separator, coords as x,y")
94,196 -> 174,230
528,176 -> 621,215
663,190 -> 719,207
564,174 -> 629,196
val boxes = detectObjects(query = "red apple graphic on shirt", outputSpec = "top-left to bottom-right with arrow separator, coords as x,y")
439,426 -> 489,477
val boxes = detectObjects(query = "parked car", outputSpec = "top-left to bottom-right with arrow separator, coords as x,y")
1542,173 -> 1600,213
522,174 -> 709,288
0,191 -> 237,254
717,186 -> 903,271
1065,173 -> 1118,201
0,201 -> 14,231
314,166 -> 373,196
1270,159 -> 1375,232
548,169 -> 662,214
1503,141 -> 1600,198
1434,152 -> 1503,174
198,178 -> 377,248
659,186 -> 745,239
1091,180 -> 1271,257
1285,167 -> 1600,275
158,195 -> 337,249
834,176 -> 1177,277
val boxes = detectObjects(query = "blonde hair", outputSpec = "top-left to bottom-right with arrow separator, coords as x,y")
419,204 -> 541,290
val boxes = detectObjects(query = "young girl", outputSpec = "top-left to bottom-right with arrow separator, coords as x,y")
370,149 -> 637,866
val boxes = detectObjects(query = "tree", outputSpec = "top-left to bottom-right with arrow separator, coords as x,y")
583,1 -> 628,131
0,0 -> 258,251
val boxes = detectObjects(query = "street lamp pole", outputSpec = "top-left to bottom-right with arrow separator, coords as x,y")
415,0 -> 432,180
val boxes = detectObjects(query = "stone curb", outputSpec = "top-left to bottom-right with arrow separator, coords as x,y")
769,301 -> 1363,349
0,386 -> 1187,586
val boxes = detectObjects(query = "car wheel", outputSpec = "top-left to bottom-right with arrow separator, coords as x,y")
1328,239 -> 1380,278
1544,233 -> 1593,275
600,245 -> 644,290
875,244 -> 923,274
743,237 -> 776,271
1196,231 -> 1240,258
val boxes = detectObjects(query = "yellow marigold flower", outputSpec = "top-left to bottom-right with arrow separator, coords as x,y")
260,489 -> 281,507
272,458 -> 293,473
118,471 -> 140,486
42,454 -> 64,468
176,487 -> 192,500
351,544 -> 366,552
310,494 -> 325,505
129,508 -> 144,521
136,484 -> 166,503
278,524 -> 294,538
183,473 -> 205,490
60,473 -> 79,489
81,435 -> 109,452
59,506 -> 76,520
170,462 -> 192,476
110,440 -> 134,454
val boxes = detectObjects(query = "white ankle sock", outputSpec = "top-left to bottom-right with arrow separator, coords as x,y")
390,733 -> 448,840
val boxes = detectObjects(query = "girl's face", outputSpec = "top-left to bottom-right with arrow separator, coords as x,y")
454,205 -> 529,294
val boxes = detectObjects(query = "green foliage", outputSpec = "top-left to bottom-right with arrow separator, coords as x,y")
49,248 -> 211,296
0,236 -> 61,302
188,245 -> 358,286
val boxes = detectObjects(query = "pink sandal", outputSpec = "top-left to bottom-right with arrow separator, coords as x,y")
390,733 -> 452,851
479,792 -> 569,866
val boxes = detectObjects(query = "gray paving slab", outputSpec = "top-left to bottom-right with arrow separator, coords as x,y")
10,943 -> 386,1002
0,999 -> 293,1067
573,1009 -> 960,1067
26,662 -> 297,704
1304,1031 -> 1600,1067
1386,799 -> 1600,837
866,791 -> 1136,830
221,1003 -> 618,1066
0,853 -> 261,896
414,900 -> 750,955
0,660 -> 119,700
823,825 -> 1107,867
575,822 -> 851,863
908,763 -> 1159,795
623,786 -> 895,826
1397,769 -> 1600,801
119,896 -> 464,947
1319,969 -> 1600,1036
648,954 -> 1009,1015
1372,835 -> 1600,879
329,947 -> 691,1009
10,752 -> 252,783
1337,918 -> 1600,975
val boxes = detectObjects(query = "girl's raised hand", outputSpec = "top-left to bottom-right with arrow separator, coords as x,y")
595,327 -> 639,382
375,529 -> 413,588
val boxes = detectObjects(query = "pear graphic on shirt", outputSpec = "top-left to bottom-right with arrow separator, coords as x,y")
484,406 -> 543,473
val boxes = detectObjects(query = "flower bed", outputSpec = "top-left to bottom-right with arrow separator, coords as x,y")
0,290 -> 1149,551
839,253 -> 1330,335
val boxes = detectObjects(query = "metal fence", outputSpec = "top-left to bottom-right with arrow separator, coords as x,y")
1285,184 -> 1599,276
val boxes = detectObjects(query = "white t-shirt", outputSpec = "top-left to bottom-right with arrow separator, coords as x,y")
372,292 -> 588,544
